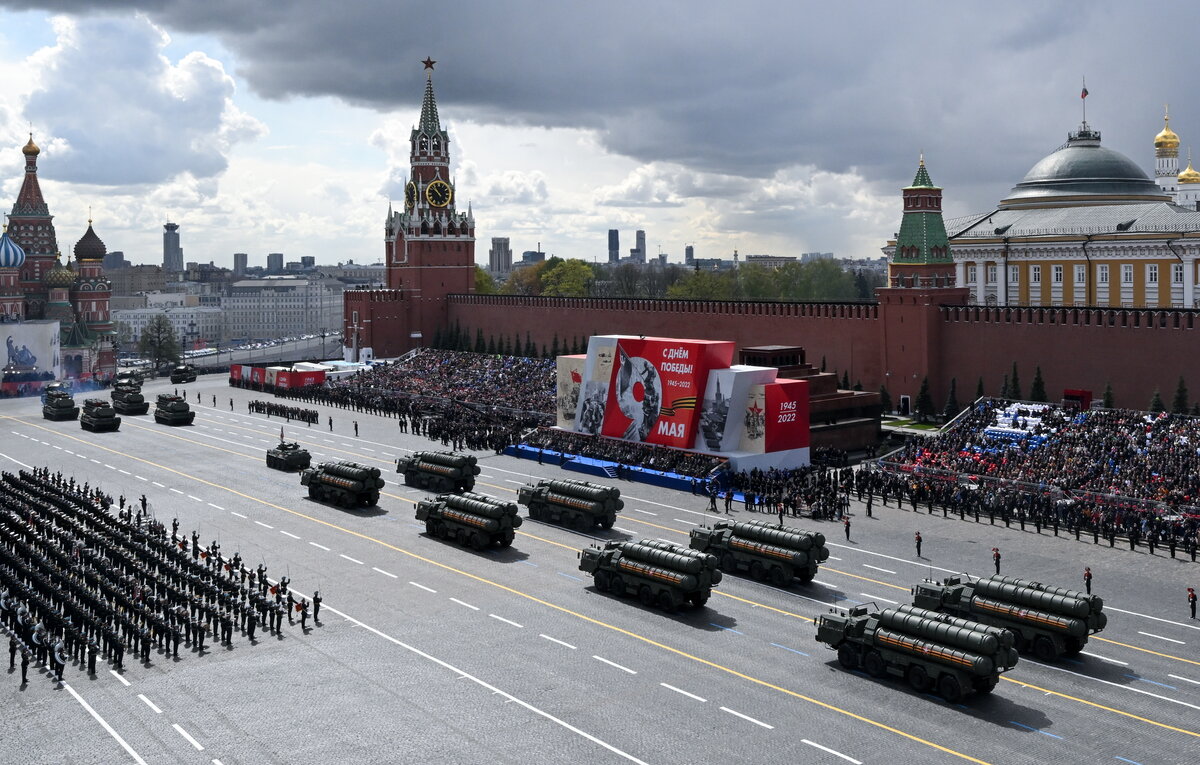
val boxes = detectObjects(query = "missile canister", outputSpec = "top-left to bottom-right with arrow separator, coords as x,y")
690,518 -> 829,585
397,450 -> 480,492
416,491 -> 521,549
578,538 -> 721,611
301,461 -> 385,508
518,478 -> 622,530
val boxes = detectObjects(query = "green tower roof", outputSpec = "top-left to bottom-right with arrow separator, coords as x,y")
893,158 -> 952,264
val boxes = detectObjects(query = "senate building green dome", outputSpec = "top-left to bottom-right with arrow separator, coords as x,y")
1000,125 -> 1170,209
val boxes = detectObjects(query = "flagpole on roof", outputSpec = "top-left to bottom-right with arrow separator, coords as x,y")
1081,75 -> 1088,127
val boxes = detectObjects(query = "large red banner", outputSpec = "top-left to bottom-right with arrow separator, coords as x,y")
249,367 -> 266,385
599,338 -> 734,449
764,379 -> 810,452
229,365 -> 242,381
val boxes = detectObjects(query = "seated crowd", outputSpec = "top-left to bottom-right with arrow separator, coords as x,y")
519,428 -> 724,478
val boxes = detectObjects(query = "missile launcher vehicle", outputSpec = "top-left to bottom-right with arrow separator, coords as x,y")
266,441 -> 312,471
816,603 -> 1019,701
689,519 -> 829,585
517,478 -> 622,530
40,381 -> 70,405
396,451 -> 480,492
41,390 -> 80,421
111,382 -> 150,415
301,461 -> 385,508
912,574 -> 1107,661
80,399 -> 121,432
169,364 -> 197,384
579,539 -> 722,611
154,394 -> 196,426
415,491 -> 522,549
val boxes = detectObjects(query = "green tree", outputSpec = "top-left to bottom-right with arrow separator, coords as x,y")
821,356 -> 827,372
475,329 -> 485,353
1150,388 -> 1165,413
942,377 -> 961,419
914,376 -> 935,423
736,264 -> 778,299
975,377 -> 985,400
524,331 -> 535,357
1172,375 -> 1189,414
431,326 -> 444,350
853,380 -> 863,391
1000,374 -> 1010,399
1102,381 -> 1114,408
550,334 -> 560,358
512,333 -> 522,357
487,335 -> 496,355
1192,402 -> 1200,416
879,384 -> 892,413
1009,362 -> 1022,400
541,259 -> 594,297
474,265 -> 497,294
502,260 -> 552,296
666,269 -> 734,300
840,370 -> 850,390
1029,366 -> 1047,402
139,313 -> 180,372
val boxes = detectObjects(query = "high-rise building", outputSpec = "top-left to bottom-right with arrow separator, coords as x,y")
489,237 -> 512,273
608,229 -> 620,263
162,223 -> 183,272
233,252 -> 248,276
684,245 -> 694,264
266,252 -> 284,273
630,229 -> 646,263
301,256 -> 316,269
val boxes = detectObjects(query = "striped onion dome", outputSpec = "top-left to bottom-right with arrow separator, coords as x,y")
0,228 -> 26,269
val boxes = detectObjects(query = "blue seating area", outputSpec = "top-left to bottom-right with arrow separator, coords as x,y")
505,444 -> 702,493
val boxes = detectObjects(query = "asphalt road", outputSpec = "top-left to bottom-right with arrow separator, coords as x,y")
2,373 -> 1198,765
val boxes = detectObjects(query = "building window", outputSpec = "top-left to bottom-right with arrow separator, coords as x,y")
1031,265 -> 1041,285
1122,264 -> 1133,284
987,265 -> 997,284
1009,265 -> 1019,285
1098,264 -> 1109,284
966,265 -> 977,284
1053,265 -> 1064,284
1174,263 -> 1185,284
1074,264 -> 1086,284
1148,264 -> 1159,284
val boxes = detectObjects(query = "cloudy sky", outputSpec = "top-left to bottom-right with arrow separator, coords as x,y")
0,1 -> 1195,269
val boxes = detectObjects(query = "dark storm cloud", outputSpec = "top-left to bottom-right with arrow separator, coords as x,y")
6,1 -> 1200,212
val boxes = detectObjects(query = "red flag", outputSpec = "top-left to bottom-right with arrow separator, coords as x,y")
295,603 -> 303,612
1081,86 -> 1088,99
270,585 -> 279,595
570,370 -> 582,383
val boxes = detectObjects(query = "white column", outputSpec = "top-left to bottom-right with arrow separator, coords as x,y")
1184,256 -> 1196,308
997,259 -> 1008,306
954,261 -> 965,288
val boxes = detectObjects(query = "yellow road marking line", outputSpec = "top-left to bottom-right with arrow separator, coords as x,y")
1001,675 -> 1200,738
1092,636 -> 1200,668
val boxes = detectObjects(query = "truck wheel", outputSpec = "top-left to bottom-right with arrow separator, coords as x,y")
425,520 -> 437,535
1064,637 -> 1082,655
608,575 -> 625,596
471,532 -> 488,551
937,673 -> 963,703
601,514 -> 615,530
436,524 -> 450,540
769,566 -> 789,587
864,650 -> 886,678
308,486 -> 319,499
797,569 -> 815,584
499,532 -> 514,548
837,644 -> 859,669
657,591 -> 677,612
973,677 -> 998,695
572,514 -> 588,531
720,552 -> 737,572
749,560 -> 766,581
689,593 -> 709,608
906,664 -> 930,692
638,585 -> 655,607
594,571 -> 611,591
1033,635 -> 1058,662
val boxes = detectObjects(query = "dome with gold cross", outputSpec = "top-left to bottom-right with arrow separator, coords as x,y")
1155,111 -> 1180,151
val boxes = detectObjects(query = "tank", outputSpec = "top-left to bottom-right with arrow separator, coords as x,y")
111,382 -> 150,415
816,604 -> 1019,702
300,461 -> 385,508
416,491 -> 523,549
169,364 -> 197,384
153,393 -> 196,425
911,574 -> 1107,661
578,539 -> 722,611
397,450 -> 481,492
41,391 -> 80,421
40,381 -> 71,405
517,478 -> 623,530
266,441 -> 312,471
80,399 -> 121,432
689,519 -> 830,585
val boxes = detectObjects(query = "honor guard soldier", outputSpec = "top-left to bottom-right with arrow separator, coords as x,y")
914,531 -> 923,558
992,548 -> 1001,575
1083,567 -> 1093,595
312,591 -> 321,623
286,592 -> 296,625
299,598 -> 309,630
1190,588 -> 1197,620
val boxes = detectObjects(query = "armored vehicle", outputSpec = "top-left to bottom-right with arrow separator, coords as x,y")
301,461 -> 385,508
80,399 -> 121,432
169,364 -> 197,384
816,603 -> 1019,701
114,370 -> 143,386
42,391 -> 80,421
912,574 -> 1107,661
154,394 -> 196,426
415,491 -> 522,549
689,519 -> 829,585
579,539 -> 722,610
40,381 -> 70,405
111,383 -> 150,415
517,478 -> 622,530
266,441 -> 312,471
396,451 -> 480,492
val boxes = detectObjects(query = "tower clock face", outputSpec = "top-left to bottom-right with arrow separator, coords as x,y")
425,179 -> 452,208
404,182 -> 417,211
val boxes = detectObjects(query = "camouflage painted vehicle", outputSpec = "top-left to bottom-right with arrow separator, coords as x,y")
111,383 -> 150,415
169,364 -> 197,384
301,461 -> 384,508
154,394 -> 196,425
42,391 -> 80,421
689,519 -> 829,585
396,451 -> 480,492
80,399 -> 122,432
40,381 -> 71,405
416,491 -> 522,549
912,574 -> 1107,661
579,539 -> 721,611
266,441 -> 312,471
517,478 -> 622,530
816,603 -> 1019,701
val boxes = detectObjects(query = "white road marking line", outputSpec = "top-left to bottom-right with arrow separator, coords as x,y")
255,521 -> 274,529
187,495 -> 203,502
169,488 -> 184,495
593,655 -> 636,674
279,531 -> 301,540
450,597 -> 479,610
103,464 -> 115,470
340,554 -> 363,565
1169,673 -> 1200,685
505,479 -> 525,484
1138,631 -> 1186,645
860,593 -> 899,604
1107,605 -> 1200,632
373,567 -> 398,578
409,582 -> 436,593
52,445 -> 62,450
489,614 -> 523,628
110,670 -> 130,687
612,526 -> 635,534
118,469 -> 131,475
91,459 -> 101,464
135,475 -> 147,481
673,518 -> 698,526
827,555 -> 842,561
660,683 -> 706,702
802,740 -> 861,764
207,503 -> 224,510
309,542 -> 330,551
212,760 -> 224,765
230,512 -> 247,519
1080,650 -> 1128,666
862,564 -> 897,574
64,449 -> 74,455
720,706 -> 773,729
362,447 -> 375,452
631,508 -> 658,515
173,723 -> 205,751
152,481 -> 164,487
137,694 -> 162,714
540,634 -> 576,649
824,540 -> 958,574
1022,658 -> 1200,711
63,683 -> 147,765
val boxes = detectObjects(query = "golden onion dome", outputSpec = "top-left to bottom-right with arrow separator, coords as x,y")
44,256 -> 75,288
1179,157 -> 1200,184
22,133 -> 40,157
1155,109 -> 1180,150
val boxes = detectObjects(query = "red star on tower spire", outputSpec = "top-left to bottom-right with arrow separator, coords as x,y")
422,57 -> 436,71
